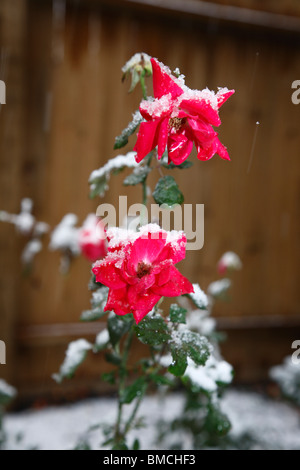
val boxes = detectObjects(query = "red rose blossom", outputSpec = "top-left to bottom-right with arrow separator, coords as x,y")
78,214 -> 107,262
92,224 -> 194,324
133,58 -> 234,165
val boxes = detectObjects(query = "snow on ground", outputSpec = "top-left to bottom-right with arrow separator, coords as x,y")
3,389 -> 300,450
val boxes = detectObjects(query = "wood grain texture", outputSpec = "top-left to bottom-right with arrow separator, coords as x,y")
0,0 -> 27,382
0,0 -> 300,394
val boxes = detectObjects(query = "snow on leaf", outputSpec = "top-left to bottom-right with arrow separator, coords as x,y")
184,356 -> 233,393
80,286 -> 110,322
114,111 -> 144,150
207,278 -> 231,298
0,379 -> 17,405
187,283 -> 208,310
123,164 -> 151,186
94,329 -> 110,352
270,356 -> 300,406
52,339 -> 92,383
107,314 -> 133,347
121,52 -> 152,75
168,329 -> 211,377
89,152 -> 139,198
186,310 -> 216,336
169,303 -> 187,324
48,214 -> 80,255
218,251 -> 242,274
21,239 -> 42,265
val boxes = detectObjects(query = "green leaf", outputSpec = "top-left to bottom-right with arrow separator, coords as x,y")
205,405 -> 231,437
160,152 -> 193,169
169,304 -> 187,324
89,175 -> 107,199
52,339 -> 92,383
152,175 -> 184,206
105,351 -> 122,366
168,330 -> 211,377
162,160 -> 193,170
114,111 -> 143,150
107,314 -> 133,347
134,315 -> 171,347
180,330 -> 211,366
168,353 -> 188,377
112,442 -> 128,450
132,439 -> 140,450
123,165 -> 151,186
149,373 -> 174,386
101,371 -> 116,385
120,377 -> 147,404
128,68 -> 141,93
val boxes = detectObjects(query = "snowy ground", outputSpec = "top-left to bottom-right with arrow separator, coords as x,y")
3,389 -> 300,450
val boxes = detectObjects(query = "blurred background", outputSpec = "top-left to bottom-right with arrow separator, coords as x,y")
0,0 -> 300,407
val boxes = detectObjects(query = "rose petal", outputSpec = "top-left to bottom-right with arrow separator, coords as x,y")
195,135 -> 230,161
104,287 -> 131,315
157,233 -> 187,265
134,120 -> 160,163
216,138 -> 231,161
151,265 -> 194,296
92,257 -> 126,289
180,98 -> 221,126
127,237 -> 166,274
217,88 -> 235,108
151,58 -> 184,100
128,286 -> 161,324
157,117 -> 169,159
187,116 -> 218,143
168,132 -> 194,165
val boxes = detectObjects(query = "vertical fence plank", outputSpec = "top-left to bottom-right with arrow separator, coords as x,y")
0,0 -> 27,383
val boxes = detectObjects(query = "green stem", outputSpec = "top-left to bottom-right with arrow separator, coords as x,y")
124,384 -> 147,437
142,180 -> 147,207
114,327 -> 134,445
140,152 -> 153,225
0,407 -> 5,449
140,75 -> 147,100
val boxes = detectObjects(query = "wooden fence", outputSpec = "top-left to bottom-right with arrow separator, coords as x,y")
0,0 -> 300,401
